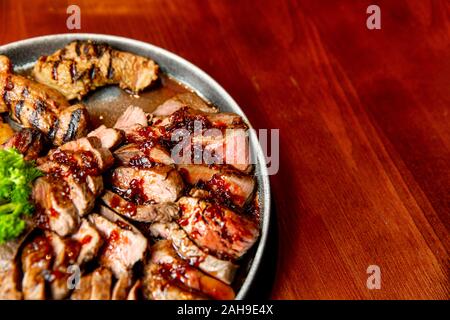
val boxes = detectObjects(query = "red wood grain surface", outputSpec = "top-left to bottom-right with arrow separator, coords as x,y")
1,0 -> 448,299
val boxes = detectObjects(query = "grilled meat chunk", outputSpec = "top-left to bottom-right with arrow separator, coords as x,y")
177,164 -> 255,207
0,264 -> 22,299
149,222 -> 238,284
21,235 -> 53,300
150,240 -> 235,299
72,219 -> 103,265
71,267 -> 113,300
111,166 -> 184,204
178,197 -> 259,259
0,55 -> 89,145
143,262 -> 206,300
114,142 -> 174,167
89,208 -> 148,278
114,105 -> 148,133
33,176 -> 80,237
102,190 -> 179,223
1,128 -> 45,160
152,93 -> 218,116
88,125 -> 123,150
33,41 -> 159,100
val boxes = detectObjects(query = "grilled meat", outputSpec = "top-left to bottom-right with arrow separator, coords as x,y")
33,41 -> 159,100
111,166 -> 184,204
112,273 -> 133,300
33,136 -> 113,236
89,207 -> 148,278
71,267 -> 113,300
88,125 -> 123,150
149,240 -> 235,299
1,128 -> 46,160
149,222 -> 238,284
178,197 -> 259,259
152,93 -> 218,116
0,55 -> 89,145
102,190 -> 179,223
177,164 -> 255,208
143,262 -> 206,300
21,235 -> 53,300
114,142 -> 174,167
127,280 -> 141,300
114,105 -> 148,133
71,219 -> 103,266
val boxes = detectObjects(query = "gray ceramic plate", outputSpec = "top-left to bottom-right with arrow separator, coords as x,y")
0,33 -> 271,299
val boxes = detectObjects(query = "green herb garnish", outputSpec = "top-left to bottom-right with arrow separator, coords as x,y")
0,148 -> 42,243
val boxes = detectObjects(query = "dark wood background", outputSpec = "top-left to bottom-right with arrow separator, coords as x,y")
1,0 -> 448,299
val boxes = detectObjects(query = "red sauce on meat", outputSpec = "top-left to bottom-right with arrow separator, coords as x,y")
49,208 -> 59,218
80,235 -> 92,245
50,150 -> 100,183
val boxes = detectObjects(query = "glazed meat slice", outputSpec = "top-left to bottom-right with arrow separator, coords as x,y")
33,176 -> 80,237
72,219 -> 103,265
89,208 -> 148,277
152,92 -> 218,116
88,125 -> 123,150
150,240 -> 235,299
149,222 -> 238,284
1,128 -> 45,160
114,105 -> 148,132
33,40 -> 159,100
178,197 -> 259,259
111,166 -> 184,204
71,267 -> 113,300
0,55 -> 89,145
142,262 -> 206,300
21,235 -> 53,300
114,142 -> 174,167
102,190 -> 179,223
177,164 -> 255,207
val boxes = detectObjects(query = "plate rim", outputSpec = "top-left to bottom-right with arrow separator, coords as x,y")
0,33 -> 272,300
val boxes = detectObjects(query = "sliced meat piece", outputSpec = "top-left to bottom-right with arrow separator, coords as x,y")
114,105 -> 148,131
46,231 -> 81,300
142,262 -> 206,300
21,235 -> 53,300
177,164 -> 255,207
64,174 -> 96,216
71,267 -> 113,300
151,240 -> 235,299
1,128 -> 46,160
0,220 -> 34,299
127,280 -> 141,300
33,41 -> 159,100
149,222 -> 238,285
88,125 -> 124,150
86,175 -> 104,197
111,166 -> 184,204
90,267 -> 113,300
57,136 -> 114,172
152,93 -> 218,117
178,197 -> 259,259
70,273 -> 93,300
112,273 -> 133,300
102,190 -> 179,223
114,142 -> 174,167
52,104 -> 89,146
89,210 -> 148,277
33,176 -> 80,237
71,219 -> 103,265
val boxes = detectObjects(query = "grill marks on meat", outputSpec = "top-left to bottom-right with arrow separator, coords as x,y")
89,207 -> 148,278
111,166 -> 184,204
0,55 -> 88,145
149,222 -> 238,285
147,240 -> 235,300
177,164 -> 255,208
33,41 -> 159,100
1,128 -> 45,160
177,197 -> 259,260
33,137 -> 113,236
102,190 -> 179,223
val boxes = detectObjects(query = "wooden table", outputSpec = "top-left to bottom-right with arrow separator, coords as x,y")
1,0 -> 448,299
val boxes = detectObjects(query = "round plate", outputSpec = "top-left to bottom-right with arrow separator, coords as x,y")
0,33 -> 271,299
